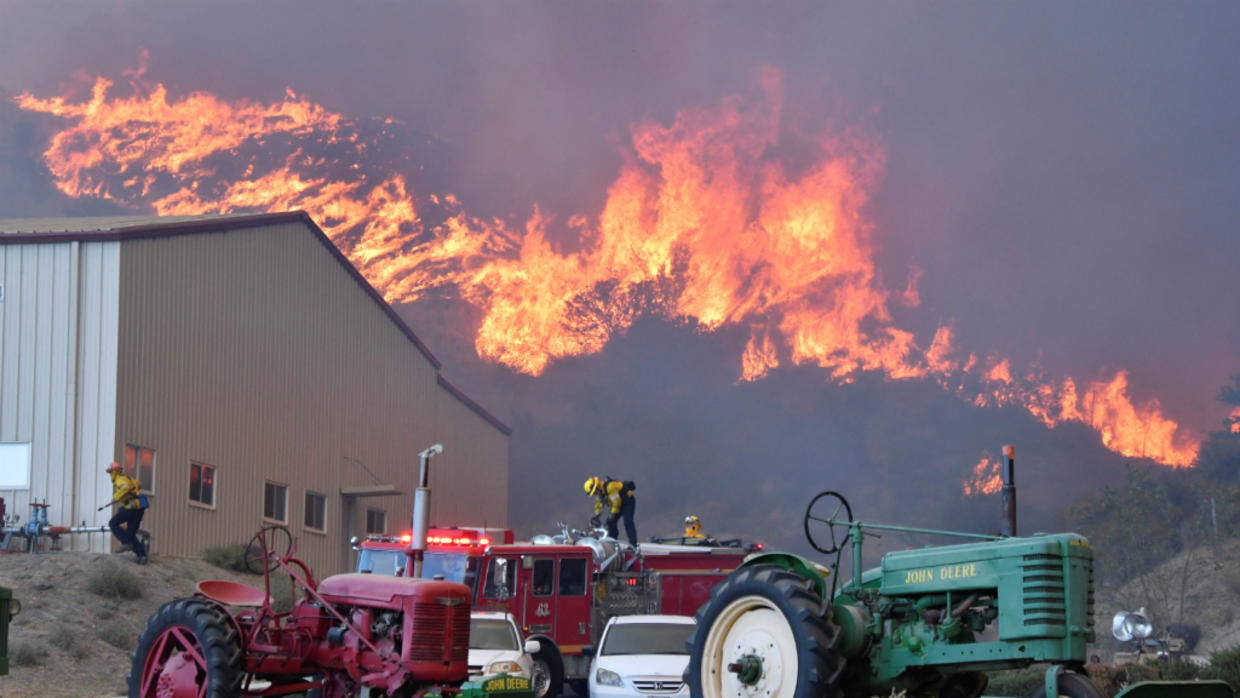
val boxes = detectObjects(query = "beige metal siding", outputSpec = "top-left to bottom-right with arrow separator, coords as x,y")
0,240 -> 119,551
114,221 -> 455,574
432,383 -> 510,528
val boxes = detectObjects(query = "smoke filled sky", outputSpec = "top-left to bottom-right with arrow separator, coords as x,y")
3,2 -> 1239,547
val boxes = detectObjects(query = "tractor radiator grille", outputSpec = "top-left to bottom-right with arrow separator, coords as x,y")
408,602 -> 469,663
1087,555 -> 1096,631
1021,553 -> 1065,627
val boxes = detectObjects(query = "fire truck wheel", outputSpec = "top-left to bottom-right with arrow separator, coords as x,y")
686,564 -> 843,698
531,651 -> 562,698
1029,671 -> 1105,698
127,597 -> 244,698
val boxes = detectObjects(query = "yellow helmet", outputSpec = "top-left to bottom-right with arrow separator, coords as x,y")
684,515 -> 700,525
584,477 -> 600,495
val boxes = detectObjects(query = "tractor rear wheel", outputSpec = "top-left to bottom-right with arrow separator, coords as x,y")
686,564 -> 844,698
1030,671 -> 1105,698
127,597 -> 244,697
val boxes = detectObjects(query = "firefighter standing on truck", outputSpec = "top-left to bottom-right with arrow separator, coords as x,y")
584,476 -> 637,546
106,462 -> 148,564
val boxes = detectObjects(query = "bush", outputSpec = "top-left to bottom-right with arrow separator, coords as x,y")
86,559 -> 143,599
47,623 -> 87,661
203,543 -> 250,573
1206,644 -> 1240,689
984,666 -> 1046,696
98,623 -> 134,651
11,642 -> 49,667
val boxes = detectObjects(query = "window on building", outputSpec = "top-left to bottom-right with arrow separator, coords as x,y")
189,463 -> 215,508
532,559 -> 555,597
0,442 -> 32,489
366,507 -> 386,535
304,491 -> 326,532
559,557 -> 588,596
264,481 -> 288,523
125,444 -> 156,492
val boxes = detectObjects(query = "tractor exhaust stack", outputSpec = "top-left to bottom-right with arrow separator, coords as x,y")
407,443 -> 442,578
1001,444 -> 1017,537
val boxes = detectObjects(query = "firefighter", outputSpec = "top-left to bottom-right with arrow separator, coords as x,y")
684,515 -> 705,539
105,462 -> 148,564
584,476 -> 637,546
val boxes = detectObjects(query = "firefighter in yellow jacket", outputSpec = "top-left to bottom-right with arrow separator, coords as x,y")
584,476 -> 637,546
105,462 -> 148,564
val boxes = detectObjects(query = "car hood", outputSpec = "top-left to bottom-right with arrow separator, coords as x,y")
595,653 -> 690,678
469,648 -> 525,668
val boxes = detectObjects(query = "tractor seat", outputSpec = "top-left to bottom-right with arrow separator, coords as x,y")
196,579 -> 271,607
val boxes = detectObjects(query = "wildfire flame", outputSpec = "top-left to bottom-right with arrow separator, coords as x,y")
1229,407 -> 1240,434
14,57 -> 1202,468
962,455 -> 1003,497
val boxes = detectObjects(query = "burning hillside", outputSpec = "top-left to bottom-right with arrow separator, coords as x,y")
14,56 -> 1201,470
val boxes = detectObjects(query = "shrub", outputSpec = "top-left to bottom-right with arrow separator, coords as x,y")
203,543 -> 250,573
86,559 -> 143,599
98,623 -> 135,651
11,642 -> 50,667
1159,657 -> 1204,681
1207,644 -> 1240,689
48,623 -> 87,661
984,666 -> 1046,696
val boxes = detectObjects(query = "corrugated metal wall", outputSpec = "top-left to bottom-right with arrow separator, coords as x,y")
0,241 -> 119,551
431,382 -> 510,528
113,220 -> 507,574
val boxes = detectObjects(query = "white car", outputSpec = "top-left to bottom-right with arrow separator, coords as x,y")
469,611 -> 541,681
587,614 -> 696,697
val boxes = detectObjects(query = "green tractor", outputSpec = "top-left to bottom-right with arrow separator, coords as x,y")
685,453 -> 1233,698
0,585 -> 17,676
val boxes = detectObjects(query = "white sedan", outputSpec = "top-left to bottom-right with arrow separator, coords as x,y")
469,611 -> 541,681
587,614 -> 697,697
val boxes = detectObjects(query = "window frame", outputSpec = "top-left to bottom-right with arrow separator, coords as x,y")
304,490 -> 327,534
263,481 -> 288,524
365,507 -> 387,535
188,462 -> 216,510
124,443 -> 157,494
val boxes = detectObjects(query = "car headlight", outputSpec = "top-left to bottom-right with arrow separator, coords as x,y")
486,661 -> 523,674
595,668 -> 623,687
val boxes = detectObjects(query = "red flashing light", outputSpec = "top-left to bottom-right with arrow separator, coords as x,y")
480,537 -> 490,546
625,578 -> 638,586
400,534 -> 412,543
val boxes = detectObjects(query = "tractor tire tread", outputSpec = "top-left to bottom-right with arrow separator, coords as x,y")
127,597 -> 244,697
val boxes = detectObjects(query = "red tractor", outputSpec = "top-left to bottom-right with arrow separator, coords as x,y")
127,444 -> 531,698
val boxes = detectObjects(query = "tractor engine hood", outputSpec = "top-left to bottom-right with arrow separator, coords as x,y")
318,573 -> 471,608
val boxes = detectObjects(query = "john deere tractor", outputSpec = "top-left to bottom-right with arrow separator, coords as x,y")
685,450 -> 1233,698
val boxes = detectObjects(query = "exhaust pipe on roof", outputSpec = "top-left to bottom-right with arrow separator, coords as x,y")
407,443 -> 443,578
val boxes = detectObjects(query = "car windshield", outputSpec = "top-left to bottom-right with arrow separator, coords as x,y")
357,549 -> 403,575
356,550 -> 477,590
471,618 -> 519,650
600,622 -> 695,656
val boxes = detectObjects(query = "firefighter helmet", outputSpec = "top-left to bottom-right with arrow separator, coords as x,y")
106,461 -> 123,473
584,477 -> 600,496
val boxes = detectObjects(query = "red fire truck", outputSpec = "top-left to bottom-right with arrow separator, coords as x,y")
355,524 -> 756,697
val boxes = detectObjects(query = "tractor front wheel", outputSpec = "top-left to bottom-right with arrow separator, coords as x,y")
686,564 -> 844,698
1030,671 -> 1105,698
127,598 -> 244,697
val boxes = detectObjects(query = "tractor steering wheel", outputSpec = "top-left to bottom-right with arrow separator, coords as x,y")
244,525 -> 293,574
803,491 -> 854,555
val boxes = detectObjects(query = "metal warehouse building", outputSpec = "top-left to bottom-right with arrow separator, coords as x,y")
0,212 -> 510,574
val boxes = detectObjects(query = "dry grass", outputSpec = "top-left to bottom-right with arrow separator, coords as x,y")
86,559 -> 143,600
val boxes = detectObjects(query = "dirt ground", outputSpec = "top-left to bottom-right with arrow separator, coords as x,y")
0,550 -> 253,698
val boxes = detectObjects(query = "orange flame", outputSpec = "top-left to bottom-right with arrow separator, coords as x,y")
14,58 -> 1202,468
1229,406 -> 1240,434
962,455 -> 1003,497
